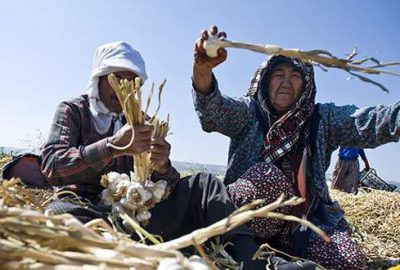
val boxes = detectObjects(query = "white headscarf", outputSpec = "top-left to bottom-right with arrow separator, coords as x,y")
87,41 -> 148,135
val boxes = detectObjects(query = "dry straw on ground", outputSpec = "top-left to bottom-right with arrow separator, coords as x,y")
2,156 -> 399,269
0,178 -> 328,270
330,188 -> 400,268
0,155 -> 11,169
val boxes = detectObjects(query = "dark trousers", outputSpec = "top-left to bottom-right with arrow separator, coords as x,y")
46,173 -> 265,270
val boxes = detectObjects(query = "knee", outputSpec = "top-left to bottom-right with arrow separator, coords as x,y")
336,247 -> 366,270
45,199 -> 108,224
306,232 -> 367,270
227,178 -> 257,207
236,162 -> 294,197
323,250 -> 366,270
193,172 -> 225,189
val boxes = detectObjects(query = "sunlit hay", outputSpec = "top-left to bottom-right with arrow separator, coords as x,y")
330,188 -> 400,267
0,178 -> 55,210
0,155 -> 12,169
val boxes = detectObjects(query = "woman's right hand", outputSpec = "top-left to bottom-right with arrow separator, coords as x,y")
109,124 -> 154,157
194,25 -> 228,70
192,25 -> 228,95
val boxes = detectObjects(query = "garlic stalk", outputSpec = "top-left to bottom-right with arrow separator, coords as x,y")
107,74 -> 170,183
102,75 -> 172,227
203,33 -> 400,92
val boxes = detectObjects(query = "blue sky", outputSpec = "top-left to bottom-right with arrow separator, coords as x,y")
0,0 -> 399,182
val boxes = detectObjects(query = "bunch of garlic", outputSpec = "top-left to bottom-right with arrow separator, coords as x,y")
157,255 -> 211,270
107,74 -> 170,183
100,171 -> 168,228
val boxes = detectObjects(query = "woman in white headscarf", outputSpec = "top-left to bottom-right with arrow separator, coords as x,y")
87,41 -> 148,135
40,41 -> 280,270
41,41 -> 173,191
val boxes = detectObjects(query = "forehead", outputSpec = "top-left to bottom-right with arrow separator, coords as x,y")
113,70 -> 139,80
271,62 -> 301,73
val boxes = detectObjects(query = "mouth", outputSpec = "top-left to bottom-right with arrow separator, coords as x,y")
277,92 -> 292,96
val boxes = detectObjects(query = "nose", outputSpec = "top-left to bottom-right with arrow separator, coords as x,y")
281,75 -> 291,88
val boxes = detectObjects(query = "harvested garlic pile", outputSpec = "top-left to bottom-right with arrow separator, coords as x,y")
101,171 -> 168,228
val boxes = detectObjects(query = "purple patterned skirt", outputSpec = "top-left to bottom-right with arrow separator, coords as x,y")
228,162 -> 366,270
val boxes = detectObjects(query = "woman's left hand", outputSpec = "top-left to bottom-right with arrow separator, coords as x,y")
150,138 -> 171,175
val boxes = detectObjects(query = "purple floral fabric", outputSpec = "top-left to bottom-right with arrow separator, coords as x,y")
228,162 -> 366,269
305,221 -> 366,269
228,162 -> 295,239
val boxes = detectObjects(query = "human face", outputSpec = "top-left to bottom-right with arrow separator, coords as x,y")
267,63 -> 304,114
98,71 -> 139,113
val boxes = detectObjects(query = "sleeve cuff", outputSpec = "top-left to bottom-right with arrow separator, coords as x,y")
81,138 -> 114,172
151,161 -> 181,193
192,74 -> 220,100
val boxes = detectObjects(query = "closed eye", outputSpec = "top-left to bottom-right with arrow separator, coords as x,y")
272,73 -> 284,78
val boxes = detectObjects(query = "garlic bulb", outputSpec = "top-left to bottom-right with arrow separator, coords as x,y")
152,180 -> 168,202
101,172 -> 169,226
202,33 -> 283,59
111,202 -> 126,215
157,255 -> 210,270
101,189 -> 113,206
136,210 -> 151,222
203,34 -> 226,58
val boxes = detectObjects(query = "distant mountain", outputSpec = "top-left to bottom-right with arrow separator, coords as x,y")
172,161 -> 226,176
1,146 -> 27,155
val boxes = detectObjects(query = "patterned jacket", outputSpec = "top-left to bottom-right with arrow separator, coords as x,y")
193,79 -> 400,194
193,78 -> 400,240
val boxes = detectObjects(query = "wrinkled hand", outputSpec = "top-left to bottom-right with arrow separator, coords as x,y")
194,25 -> 228,70
193,25 -> 228,94
149,138 -> 171,175
109,124 -> 153,157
